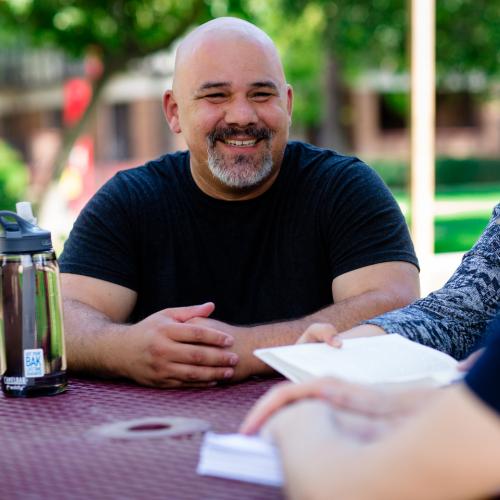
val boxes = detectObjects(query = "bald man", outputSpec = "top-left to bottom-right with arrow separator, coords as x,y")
60,18 -> 419,388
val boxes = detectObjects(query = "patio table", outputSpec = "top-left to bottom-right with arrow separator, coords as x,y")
0,375 -> 284,499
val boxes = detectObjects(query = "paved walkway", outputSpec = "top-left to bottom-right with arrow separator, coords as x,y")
399,199 -> 496,216
406,199 -> 496,294
433,200 -> 496,216
420,251 -> 463,296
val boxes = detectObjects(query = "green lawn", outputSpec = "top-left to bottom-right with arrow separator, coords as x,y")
434,215 -> 492,253
393,183 -> 499,253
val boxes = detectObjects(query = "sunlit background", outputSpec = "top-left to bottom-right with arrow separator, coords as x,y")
0,0 -> 499,293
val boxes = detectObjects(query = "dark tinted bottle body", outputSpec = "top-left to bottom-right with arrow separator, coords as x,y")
1,250 -> 67,397
0,210 -> 67,397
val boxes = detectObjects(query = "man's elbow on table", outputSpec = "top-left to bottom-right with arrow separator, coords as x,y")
333,261 -> 419,307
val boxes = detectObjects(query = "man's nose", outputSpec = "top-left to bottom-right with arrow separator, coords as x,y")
223,97 -> 258,127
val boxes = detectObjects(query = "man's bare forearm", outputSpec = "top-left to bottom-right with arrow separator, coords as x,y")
239,288 -> 417,376
64,299 -> 240,387
274,387 -> 500,500
63,298 -> 128,376
255,287 -> 415,341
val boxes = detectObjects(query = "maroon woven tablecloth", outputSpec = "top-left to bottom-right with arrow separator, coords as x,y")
0,376 -> 284,500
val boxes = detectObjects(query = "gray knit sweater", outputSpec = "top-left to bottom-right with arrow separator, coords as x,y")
365,203 -> 500,360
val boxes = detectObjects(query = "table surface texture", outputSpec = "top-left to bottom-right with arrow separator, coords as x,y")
0,376 -> 284,500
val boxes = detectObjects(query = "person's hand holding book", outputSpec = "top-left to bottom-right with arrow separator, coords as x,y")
297,322 -> 387,345
240,376 -> 439,437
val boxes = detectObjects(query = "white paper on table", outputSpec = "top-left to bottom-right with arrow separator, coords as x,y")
197,432 -> 283,487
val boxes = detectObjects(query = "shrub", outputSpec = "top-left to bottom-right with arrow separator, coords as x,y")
0,141 -> 28,211
435,158 -> 500,186
370,157 -> 500,189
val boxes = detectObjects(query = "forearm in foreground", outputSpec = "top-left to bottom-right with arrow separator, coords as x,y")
275,386 -> 500,500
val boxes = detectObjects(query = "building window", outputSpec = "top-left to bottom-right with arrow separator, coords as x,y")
0,113 -> 28,159
110,103 -> 130,161
378,93 -> 407,130
45,108 -> 63,129
436,92 -> 479,128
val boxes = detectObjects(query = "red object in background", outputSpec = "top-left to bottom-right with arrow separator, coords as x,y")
63,78 -> 92,126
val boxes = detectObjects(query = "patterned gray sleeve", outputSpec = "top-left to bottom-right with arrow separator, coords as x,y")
365,203 -> 500,360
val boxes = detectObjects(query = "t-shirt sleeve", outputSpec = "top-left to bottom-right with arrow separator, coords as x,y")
321,158 -> 419,280
59,172 -> 139,291
465,313 -> 500,415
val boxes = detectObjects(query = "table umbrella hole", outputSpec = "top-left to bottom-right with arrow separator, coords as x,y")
90,416 -> 211,440
129,423 -> 171,432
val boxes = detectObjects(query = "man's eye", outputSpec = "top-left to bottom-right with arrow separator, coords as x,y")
205,93 -> 226,100
252,92 -> 273,101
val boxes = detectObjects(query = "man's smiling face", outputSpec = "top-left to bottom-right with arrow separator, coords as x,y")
164,23 -> 293,200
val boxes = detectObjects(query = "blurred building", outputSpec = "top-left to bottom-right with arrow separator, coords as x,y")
0,47 -> 498,209
0,47 -> 183,210
351,71 -> 500,160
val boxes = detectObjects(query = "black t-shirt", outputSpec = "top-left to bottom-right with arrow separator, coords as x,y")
60,141 -> 418,324
465,313 -> 500,415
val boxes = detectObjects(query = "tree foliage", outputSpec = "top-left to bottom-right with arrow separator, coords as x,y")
0,0 -> 498,169
267,0 -> 500,79
2,0 -> 205,65
0,140 -> 28,212
248,0 -> 500,131
0,0 -> 249,203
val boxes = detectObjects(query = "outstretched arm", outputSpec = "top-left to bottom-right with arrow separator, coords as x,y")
240,376 -> 438,436
364,205 -> 500,359
299,204 -> 500,359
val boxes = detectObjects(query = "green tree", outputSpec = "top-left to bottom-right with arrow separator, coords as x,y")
248,0 -> 500,149
0,140 -> 29,211
0,0 -> 248,204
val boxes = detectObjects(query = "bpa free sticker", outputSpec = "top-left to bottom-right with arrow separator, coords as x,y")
24,349 -> 45,378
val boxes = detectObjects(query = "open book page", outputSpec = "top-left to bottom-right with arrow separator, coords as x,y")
197,432 -> 283,487
254,334 -> 462,385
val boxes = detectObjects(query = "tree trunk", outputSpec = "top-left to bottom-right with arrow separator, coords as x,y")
318,50 -> 348,153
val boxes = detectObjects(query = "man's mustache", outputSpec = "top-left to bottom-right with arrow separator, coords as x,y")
207,126 -> 273,147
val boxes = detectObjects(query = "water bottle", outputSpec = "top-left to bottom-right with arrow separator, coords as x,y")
0,204 -> 67,397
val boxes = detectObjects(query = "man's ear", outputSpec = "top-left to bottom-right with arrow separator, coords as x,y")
163,90 -> 181,133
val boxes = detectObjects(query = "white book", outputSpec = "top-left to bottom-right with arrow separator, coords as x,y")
197,336 -> 462,487
254,334 -> 462,386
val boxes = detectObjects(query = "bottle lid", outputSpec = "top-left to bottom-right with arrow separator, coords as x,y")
0,210 -> 52,254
